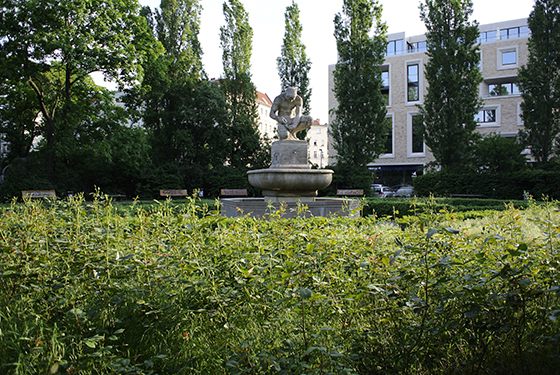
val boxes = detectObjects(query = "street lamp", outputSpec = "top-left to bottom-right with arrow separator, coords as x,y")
319,148 -> 323,169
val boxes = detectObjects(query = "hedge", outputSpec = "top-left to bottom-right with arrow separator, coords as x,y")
413,170 -> 560,200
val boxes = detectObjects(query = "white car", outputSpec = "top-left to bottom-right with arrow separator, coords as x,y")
372,184 -> 394,198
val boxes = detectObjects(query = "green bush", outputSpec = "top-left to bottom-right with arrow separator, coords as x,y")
1,195 -> 559,374
414,170 -> 560,200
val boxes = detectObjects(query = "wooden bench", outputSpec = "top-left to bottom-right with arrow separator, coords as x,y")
337,189 -> 364,196
220,189 -> 248,197
160,189 -> 188,198
22,190 -> 56,199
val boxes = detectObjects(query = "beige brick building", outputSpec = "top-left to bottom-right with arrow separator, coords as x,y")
328,18 -> 529,186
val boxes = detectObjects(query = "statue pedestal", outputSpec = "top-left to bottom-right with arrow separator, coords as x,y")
248,140 -> 333,200
270,140 -> 308,169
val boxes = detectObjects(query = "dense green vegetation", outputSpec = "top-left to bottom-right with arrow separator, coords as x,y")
1,194 -> 559,374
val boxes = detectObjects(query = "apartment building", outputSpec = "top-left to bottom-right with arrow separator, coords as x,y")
256,91 -> 277,140
328,18 -> 529,186
307,119 -> 330,168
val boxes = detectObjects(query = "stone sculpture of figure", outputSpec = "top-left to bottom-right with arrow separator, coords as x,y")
269,87 -> 313,140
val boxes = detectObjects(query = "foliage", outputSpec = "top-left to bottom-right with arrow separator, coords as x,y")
0,0 -> 151,172
277,0 -> 312,119
472,133 -> 528,173
155,0 -> 204,81
413,169 -> 560,200
517,0 -> 560,165
1,194 -> 560,374
364,196 -> 531,218
321,164 -> 375,197
137,0 -> 236,199
219,0 -> 263,170
418,0 -> 483,171
331,0 -> 390,168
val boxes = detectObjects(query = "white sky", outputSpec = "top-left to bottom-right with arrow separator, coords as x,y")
137,0 -> 535,122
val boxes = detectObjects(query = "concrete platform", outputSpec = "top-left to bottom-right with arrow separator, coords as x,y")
220,197 -> 361,219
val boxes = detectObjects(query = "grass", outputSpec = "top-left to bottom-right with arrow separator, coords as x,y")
0,193 -> 559,374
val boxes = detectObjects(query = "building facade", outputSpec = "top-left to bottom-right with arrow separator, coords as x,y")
256,91 -> 277,140
328,18 -> 529,186
307,120 -> 330,168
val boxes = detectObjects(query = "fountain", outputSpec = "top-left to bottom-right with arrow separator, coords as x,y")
221,87 -> 360,218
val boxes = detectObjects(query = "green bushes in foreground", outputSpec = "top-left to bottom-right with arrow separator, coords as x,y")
1,195 -> 559,374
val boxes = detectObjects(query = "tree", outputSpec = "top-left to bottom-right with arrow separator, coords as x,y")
472,133 -> 528,173
277,0 -> 312,121
331,0 -> 390,172
418,0 -> 483,171
140,1 -> 231,193
0,81 -> 39,160
155,0 -> 205,81
0,0 -> 151,175
220,0 -> 263,170
517,0 -> 560,165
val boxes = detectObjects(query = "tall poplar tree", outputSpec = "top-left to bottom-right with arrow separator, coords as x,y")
331,0 -> 389,171
418,0 -> 482,171
277,1 -> 312,117
220,0 -> 263,170
517,0 -> 560,165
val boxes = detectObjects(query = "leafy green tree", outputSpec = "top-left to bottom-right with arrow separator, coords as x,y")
277,0 -> 312,119
155,0 -> 204,80
220,0 -> 263,170
517,0 -> 560,165
140,0 -> 230,194
0,81 -> 39,160
472,133 -> 528,173
0,0 -> 151,174
331,0 -> 389,177
418,0 -> 483,171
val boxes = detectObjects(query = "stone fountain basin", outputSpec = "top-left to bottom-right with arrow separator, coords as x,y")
248,168 -> 333,197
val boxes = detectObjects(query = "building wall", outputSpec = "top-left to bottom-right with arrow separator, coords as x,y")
256,91 -> 277,140
307,120 -> 329,167
328,18 -> 530,180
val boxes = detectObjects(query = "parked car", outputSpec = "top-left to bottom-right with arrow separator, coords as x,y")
394,185 -> 414,198
372,184 -> 394,198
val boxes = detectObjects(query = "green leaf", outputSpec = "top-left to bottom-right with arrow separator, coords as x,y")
427,228 -> 439,239
299,288 -> 313,299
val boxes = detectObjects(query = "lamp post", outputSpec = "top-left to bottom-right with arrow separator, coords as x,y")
319,148 -> 323,169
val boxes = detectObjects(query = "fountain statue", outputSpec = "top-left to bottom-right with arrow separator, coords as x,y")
247,87 -> 333,201
221,87 -> 359,218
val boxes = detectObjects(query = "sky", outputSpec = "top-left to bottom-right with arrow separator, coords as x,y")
137,0 -> 535,122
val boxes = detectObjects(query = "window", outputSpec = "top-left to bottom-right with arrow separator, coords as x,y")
500,26 -> 530,40
489,82 -> 519,96
407,41 -> 426,53
412,115 -> 424,154
477,30 -> 497,44
383,129 -> 393,155
476,51 -> 482,71
321,140 -> 325,147
407,64 -> 419,102
498,47 -> 518,69
502,50 -> 517,65
313,151 -> 317,158
313,140 -> 317,146
475,106 -> 500,126
386,39 -> 404,56
316,128 -> 321,134
407,113 -> 424,156
381,69 -> 390,105
381,115 -> 394,157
